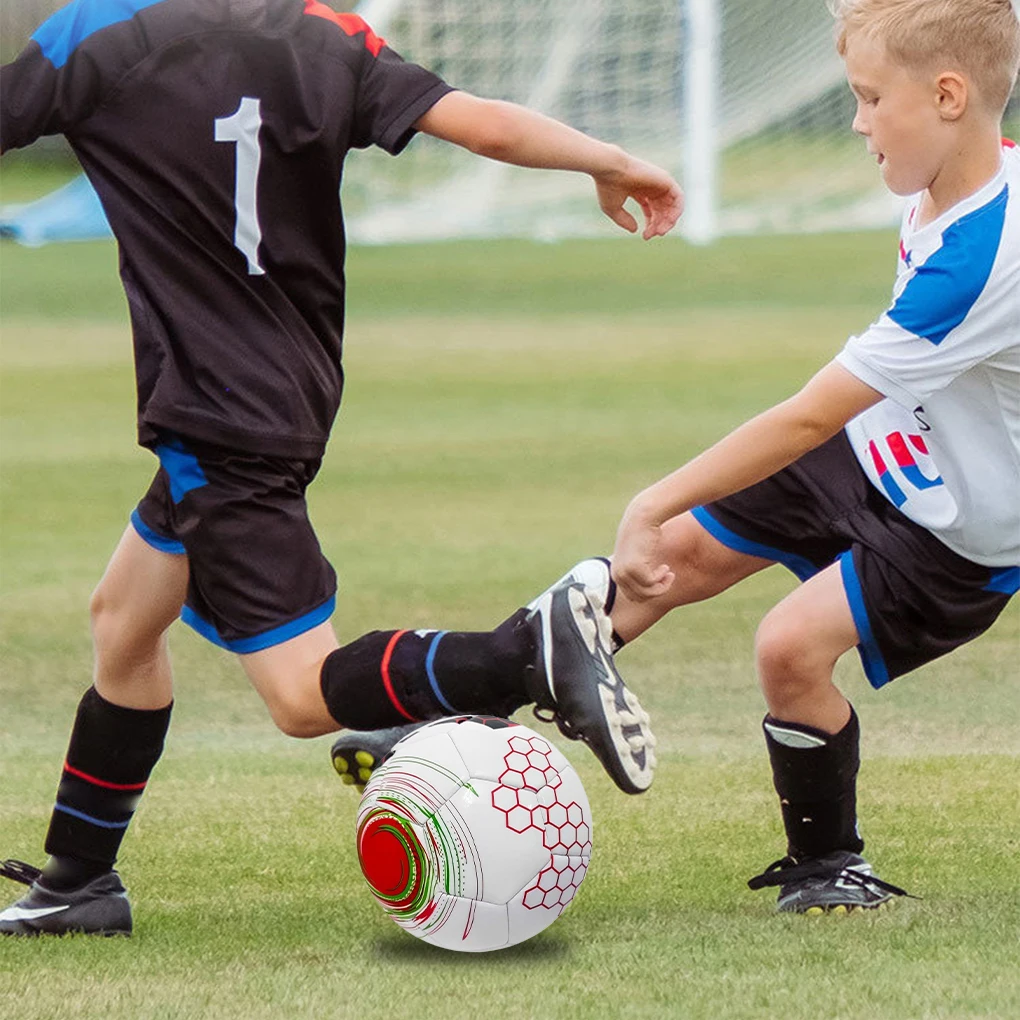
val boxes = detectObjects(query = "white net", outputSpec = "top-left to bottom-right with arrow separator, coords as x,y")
345,0 -> 1019,244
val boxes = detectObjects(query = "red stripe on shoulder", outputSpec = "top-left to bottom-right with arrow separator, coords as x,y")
303,2 -> 385,56
1002,138 -> 1016,149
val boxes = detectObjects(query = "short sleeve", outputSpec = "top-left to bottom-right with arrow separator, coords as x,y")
0,0 -> 146,151
836,185 -> 1012,408
338,17 -> 454,154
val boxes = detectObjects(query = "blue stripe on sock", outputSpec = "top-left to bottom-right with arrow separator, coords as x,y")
180,596 -> 336,654
130,509 -> 186,555
53,803 -> 131,829
839,550 -> 890,689
424,631 -> 457,714
691,506 -> 820,581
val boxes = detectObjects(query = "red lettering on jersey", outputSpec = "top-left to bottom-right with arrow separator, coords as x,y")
303,2 -> 385,56
908,433 -> 929,455
868,439 -> 888,474
886,431 -> 916,468
1003,138 -> 1016,149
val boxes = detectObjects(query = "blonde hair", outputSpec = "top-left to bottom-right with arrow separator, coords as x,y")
831,0 -> 1020,113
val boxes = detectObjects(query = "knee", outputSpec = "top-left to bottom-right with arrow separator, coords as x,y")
262,684 -> 332,739
755,608 -> 816,697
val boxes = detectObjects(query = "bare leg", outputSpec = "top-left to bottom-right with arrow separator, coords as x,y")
239,621 -> 341,738
610,511 -> 773,641
90,526 -> 189,710
754,561 -> 859,733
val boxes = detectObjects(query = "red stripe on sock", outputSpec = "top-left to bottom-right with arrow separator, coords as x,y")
380,631 -> 418,722
63,762 -> 148,791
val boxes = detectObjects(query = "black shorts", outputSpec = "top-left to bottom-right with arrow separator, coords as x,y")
693,432 -> 1017,687
132,433 -> 336,653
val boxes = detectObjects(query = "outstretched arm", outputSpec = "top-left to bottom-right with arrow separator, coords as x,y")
612,361 -> 883,599
414,91 -> 683,239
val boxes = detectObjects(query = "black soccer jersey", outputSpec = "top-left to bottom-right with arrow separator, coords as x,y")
0,0 -> 454,457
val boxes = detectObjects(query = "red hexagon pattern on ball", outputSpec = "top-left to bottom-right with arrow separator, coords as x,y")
490,734 -> 592,911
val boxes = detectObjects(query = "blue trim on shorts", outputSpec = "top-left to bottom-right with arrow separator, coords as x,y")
130,509 -> 186,555
424,632 -> 457,714
838,550 -> 890,689
984,566 -> 1019,596
691,506 -> 820,582
53,803 -> 131,829
180,596 -> 336,654
154,437 -> 208,504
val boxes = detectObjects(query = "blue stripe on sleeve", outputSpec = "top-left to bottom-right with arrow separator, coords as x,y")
888,185 -> 1008,346
32,0 -> 167,69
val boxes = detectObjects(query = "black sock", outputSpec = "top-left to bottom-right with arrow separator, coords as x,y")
320,608 -> 535,730
763,707 -> 863,861
42,687 -> 172,889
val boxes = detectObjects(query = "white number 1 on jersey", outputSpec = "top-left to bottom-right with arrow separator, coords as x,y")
215,97 -> 265,276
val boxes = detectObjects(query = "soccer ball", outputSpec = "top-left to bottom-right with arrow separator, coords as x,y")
355,716 -> 593,952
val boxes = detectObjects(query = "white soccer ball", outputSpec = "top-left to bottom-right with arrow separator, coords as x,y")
355,715 -> 593,952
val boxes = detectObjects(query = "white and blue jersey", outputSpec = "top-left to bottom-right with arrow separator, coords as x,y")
837,140 -> 1020,569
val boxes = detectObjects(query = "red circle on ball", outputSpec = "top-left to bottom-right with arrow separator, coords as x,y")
358,815 -> 422,906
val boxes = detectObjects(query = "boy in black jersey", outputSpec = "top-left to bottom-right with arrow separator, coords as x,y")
0,0 -> 680,934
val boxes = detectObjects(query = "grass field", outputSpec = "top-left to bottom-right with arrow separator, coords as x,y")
1,167 -> 1018,1020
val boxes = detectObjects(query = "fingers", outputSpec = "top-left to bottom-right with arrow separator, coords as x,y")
606,204 -> 639,234
640,186 -> 684,239
613,563 -> 676,602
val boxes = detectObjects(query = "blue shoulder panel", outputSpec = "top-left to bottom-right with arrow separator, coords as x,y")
888,185 -> 1008,346
32,0 -> 168,69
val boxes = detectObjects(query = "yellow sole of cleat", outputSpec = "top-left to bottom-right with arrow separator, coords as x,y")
355,751 -> 375,767
358,767 -> 373,782
804,906 -> 825,916
332,756 -> 349,775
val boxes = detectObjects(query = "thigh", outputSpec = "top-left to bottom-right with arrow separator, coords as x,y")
133,435 -> 337,653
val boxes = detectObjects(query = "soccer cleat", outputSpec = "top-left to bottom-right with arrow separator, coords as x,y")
0,859 -> 132,936
331,723 -> 425,791
747,851 -> 912,914
524,557 -> 657,795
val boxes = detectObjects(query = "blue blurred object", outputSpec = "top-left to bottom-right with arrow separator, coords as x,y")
0,173 -> 113,246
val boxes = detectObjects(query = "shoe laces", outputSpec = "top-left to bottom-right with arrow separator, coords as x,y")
531,705 -> 583,742
747,855 -> 912,898
1,859 -> 42,887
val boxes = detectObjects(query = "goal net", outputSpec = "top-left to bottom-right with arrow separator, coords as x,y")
343,0 -> 911,245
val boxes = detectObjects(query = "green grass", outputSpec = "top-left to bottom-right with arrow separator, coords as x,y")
1,216 -> 1017,1020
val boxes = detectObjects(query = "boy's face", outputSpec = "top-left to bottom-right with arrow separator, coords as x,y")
843,33 -> 951,198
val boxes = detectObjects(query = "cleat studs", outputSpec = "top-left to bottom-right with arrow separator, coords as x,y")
333,757 -> 349,774
354,751 -> 375,767
831,905 -> 848,915
341,773 -> 356,785
805,906 -> 824,916
358,767 -> 373,782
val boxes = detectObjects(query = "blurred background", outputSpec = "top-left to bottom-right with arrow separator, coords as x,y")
4,0 -> 1018,246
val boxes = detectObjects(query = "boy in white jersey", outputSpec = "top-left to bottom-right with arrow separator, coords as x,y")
600,0 -> 1019,912
329,0 -> 1016,910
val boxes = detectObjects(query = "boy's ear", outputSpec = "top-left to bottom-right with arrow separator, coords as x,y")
934,71 -> 968,121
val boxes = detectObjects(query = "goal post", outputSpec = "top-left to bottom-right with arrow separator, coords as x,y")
343,0 -> 1017,244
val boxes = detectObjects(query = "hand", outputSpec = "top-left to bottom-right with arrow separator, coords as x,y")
593,151 -> 684,239
611,503 -> 677,601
